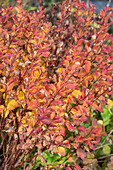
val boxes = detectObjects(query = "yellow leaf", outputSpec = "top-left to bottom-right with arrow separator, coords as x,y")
22,88 -> 26,93
108,99 -> 113,107
7,99 -> 19,110
72,90 -> 81,97
0,89 -> 5,92
5,110 -> 9,118
18,91 -> 25,100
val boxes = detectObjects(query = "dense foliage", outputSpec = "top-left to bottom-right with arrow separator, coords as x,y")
0,0 -> 113,169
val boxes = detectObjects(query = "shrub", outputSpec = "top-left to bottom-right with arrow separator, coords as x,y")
0,0 -> 113,169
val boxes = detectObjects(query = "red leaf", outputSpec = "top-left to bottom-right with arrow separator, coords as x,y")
101,132 -> 106,136
74,164 -> 82,170
66,122 -> 75,131
63,140 -> 70,148
75,136 -> 84,143
77,17 -> 85,23
77,149 -> 86,159
6,53 -> 14,58
100,9 -> 105,17
60,127 -> 65,136
96,106 -> 103,113
55,135 -> 63,142
66,83 -> 76,89
85,101 -> 92,106
78,126 -> 86,134
79,116 -> 87,122
65,168 -> 72,170
77,39 -> 84,46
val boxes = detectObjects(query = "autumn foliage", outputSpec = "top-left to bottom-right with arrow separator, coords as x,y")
0,0 -> 113,169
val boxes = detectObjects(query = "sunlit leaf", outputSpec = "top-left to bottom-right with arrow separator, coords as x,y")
5,110 -> 9,118
108,99 -> 113,107
57,146 -> 65,156
7,99 -> 19,111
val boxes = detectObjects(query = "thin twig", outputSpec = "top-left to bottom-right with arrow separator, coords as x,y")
97,153 -> 113,160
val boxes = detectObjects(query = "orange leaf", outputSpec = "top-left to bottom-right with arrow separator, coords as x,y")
71,143 -> 77,149
60,127 -> 65,136
85,61 -> 91,72
100,9 -> 105,17
57,146 -> 65,156
27,99 -> 38,110
0,105 -> 5,112
29,39 -> 37,45
55,135 -> 63,142
74,32 -> 78,42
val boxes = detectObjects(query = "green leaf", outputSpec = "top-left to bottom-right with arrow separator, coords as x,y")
69,102 -> 75,107
103,145 -> 111,155
39,151 -> 61,165
100,107 -> 111,126
46,157 -> 54,164
52,153 -> 61,162
71,8 -> 75,12
28,7 -> 37,12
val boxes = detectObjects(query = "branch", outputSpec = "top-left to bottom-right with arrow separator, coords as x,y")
97,153 -> 113,160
